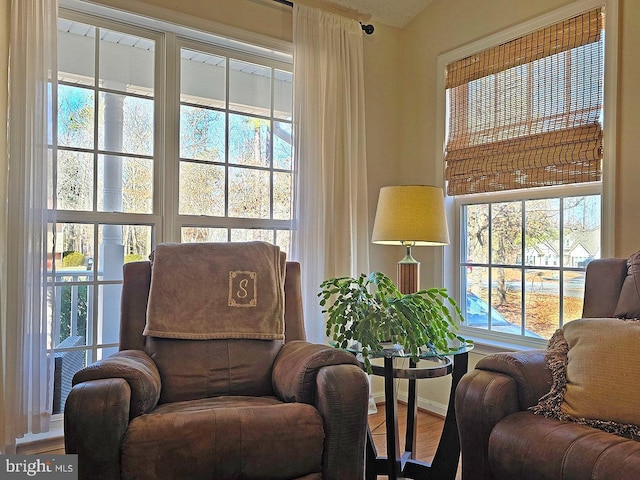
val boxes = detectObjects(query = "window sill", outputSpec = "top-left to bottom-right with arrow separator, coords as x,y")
16,415 -> 64,454
460,329 -> 547,357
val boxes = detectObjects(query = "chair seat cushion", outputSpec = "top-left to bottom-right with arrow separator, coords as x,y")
488,411 -> 640,480
121,396 -> 324,480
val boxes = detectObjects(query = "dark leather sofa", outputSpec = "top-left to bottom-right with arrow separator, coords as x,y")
455,258 -> 640,480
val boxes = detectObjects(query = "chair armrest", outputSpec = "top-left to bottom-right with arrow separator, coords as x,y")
316,364 -> 369,480
64,378 -> 131,480
455,349 -> 551,480
72,349 -> 161,417
456,370 -> 519,480
272,340 -> 361,404
475,349 -> 551,409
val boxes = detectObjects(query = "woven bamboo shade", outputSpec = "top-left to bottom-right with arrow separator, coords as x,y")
445,8 -> 604,196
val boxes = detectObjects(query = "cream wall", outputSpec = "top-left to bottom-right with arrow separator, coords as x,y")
96,0 -> 293,42
615,0 -> 640,256
362,23 -> 405,280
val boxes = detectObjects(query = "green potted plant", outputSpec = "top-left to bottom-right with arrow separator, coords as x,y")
319,271 -> 472,372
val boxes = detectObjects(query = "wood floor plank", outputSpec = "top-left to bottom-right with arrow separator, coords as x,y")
368,402 -> 462,480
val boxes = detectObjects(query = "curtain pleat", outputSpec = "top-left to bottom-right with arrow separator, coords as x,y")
291,4 -> 370,344
2,0 -> 58,453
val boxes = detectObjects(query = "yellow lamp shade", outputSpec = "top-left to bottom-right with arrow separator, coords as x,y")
372,185 -> 450,246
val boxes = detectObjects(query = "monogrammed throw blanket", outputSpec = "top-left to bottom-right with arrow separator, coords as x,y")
143,242 -> 285,340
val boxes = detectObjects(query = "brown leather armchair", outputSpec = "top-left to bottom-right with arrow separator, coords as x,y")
455,258 -> 640,480
64,260 -> 369,480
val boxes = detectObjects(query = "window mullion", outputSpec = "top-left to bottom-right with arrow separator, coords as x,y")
559,198 -> 566,328
564,50 -> 572,130
224,56 -> 230,226
270,66 -> 275,223
520,200 -> 526,336
161,32 -> 177,243
93,26 -> 100,216
487,202 -> 493,332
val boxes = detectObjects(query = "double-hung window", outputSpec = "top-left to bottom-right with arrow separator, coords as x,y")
439,1 -> 616,348
51,4 -> 293,414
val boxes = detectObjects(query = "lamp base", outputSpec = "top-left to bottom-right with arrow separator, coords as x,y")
397,247 -> 420,294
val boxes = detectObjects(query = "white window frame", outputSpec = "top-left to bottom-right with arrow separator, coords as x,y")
55,8 -> 165,368
435,0 -> 618,353
170,36 -> 294,244
47,0 -> 293,429
59,0 -> 294,244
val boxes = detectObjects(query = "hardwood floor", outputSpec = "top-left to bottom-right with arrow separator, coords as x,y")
368,402 -> 462,480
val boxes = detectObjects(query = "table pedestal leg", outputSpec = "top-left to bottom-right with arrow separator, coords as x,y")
365,428 -> 378,480
384,356 -> 401,479
404,359 -> 418,460
430,352 -> 469,478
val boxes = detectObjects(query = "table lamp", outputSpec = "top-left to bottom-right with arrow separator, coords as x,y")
371,185 -> 450,294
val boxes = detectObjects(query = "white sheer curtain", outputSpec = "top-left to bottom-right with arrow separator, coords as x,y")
291,4 -> 370,343
2,0 -> 58,453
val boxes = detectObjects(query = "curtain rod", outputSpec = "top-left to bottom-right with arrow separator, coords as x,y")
272,0 -> 375,34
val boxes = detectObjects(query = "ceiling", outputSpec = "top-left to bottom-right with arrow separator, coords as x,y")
324,0 -> 433,28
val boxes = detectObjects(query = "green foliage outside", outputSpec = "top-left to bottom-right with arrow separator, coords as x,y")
59,284 -> 87,343
59,251 -> 88,344
124,254 -> 143,263
62,251 -> 85,268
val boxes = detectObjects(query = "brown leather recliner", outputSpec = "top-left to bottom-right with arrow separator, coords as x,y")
64,260 -> 369,480
455,258 -> 640,480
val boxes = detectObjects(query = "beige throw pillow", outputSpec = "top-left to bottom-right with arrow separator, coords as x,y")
532,318 -> 640,438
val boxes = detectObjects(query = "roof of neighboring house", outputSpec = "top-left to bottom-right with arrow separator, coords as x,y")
564,228 -> 600,258
525,228 -> 600,259
526,239 -> 559,257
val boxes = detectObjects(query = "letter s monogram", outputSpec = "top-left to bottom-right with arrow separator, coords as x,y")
237,278 -> 249,299
229,271 -> 256,307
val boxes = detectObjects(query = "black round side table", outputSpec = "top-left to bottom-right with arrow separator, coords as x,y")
364,345 -> 473,480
